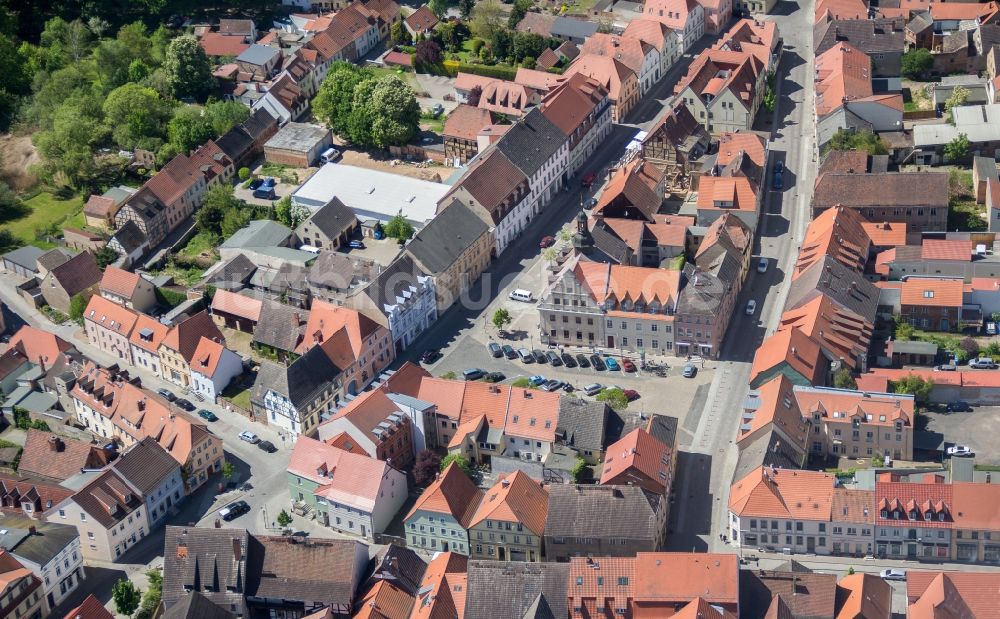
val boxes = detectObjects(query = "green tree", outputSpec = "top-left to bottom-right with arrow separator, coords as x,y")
385,213 -> 416,241
163,35 -> 213,100
440,453 -> 474,477
222,460 -> 235,481
277,509 -> 293,527
0,230 -> 20,254
112,579 -> 142,616
470,0 -> 506,40
134,569 -> 163,619
0,180 -> 25,222
167,105 -> 215,153
102,83 -> 171,149
429,0 -> 449,18
313,62 -> 372,135
94,245 -> 119,268
69,292 -> 90,321
238,167 -> 251,181
459,0 -> 476,17
833,367 -> 857,390
0,33 -> 31,130
944,133 -> 970,162
945,86 -> 971,122
274,195 -> 293,226
508,0 -> 533,28
570,456 -> 588,482
512,32 -> 547,62
894,315 -> 914,341
220,208 -> 250,238
368,76 -> 421,148
900,48 -> 932,79
93,38 -> 135,91
128,58 -> 151,83
436,21 -> 469,52
492,308 -> 512,331
33,99 -> 109,187
204,100 -> 250,135
824,129 -> 888,156
117,21 -> 153,66
391,20 -> 412,46
596,387 -> 629,411
891,374 -> 933,406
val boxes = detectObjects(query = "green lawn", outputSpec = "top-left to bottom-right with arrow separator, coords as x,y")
222,383 -> 252,409
177,230 -> 220,262
6,192 -> 84,248
369,66 -> 420,90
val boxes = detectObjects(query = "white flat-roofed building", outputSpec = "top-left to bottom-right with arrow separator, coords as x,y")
292,164 -> 450,228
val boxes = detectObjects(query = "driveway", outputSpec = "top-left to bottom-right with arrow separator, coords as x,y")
922,405 -> 1000,464
412,74 -> 460,114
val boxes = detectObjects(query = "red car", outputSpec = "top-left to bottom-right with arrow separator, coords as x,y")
623,389 -> 639,401
622,358 -> 636,372
581,172 -> 597,188
540,236 -> 556,248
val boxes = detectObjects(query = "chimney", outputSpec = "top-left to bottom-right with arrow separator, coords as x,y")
501,478 -> 511,488
48,436 -> 64,453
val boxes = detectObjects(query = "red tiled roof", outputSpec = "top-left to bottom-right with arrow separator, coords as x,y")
875,474 -> 953,529
83,195 -> 117,218
836,574 -> 891,619
600,428 -> 672,494
907,571 -> 1000,619
161,311 -> 225,363
128,314 -> 169,353
62,594 -> 113,619
921,239 -> 972,261
199,32 -> 250,57
355,580 -> 414,619
899,278 -> 964,308
633,553 -> 739,606
99,266 -> 142,299
443,105 -> 494,141
749,327 -> 826,387
18,429 -> 110,482
860,221 -> 907,247
730,466 -> 836,520
189,337 -> 226,378
468,470 -> 548,535
7,325 -> 71,366
83,295 -> 139,337
211,289 -> 263,322
405,461 -> 483,527
404,5 -> 439,32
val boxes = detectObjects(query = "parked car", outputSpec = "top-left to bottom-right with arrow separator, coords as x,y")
219,500 -> 251,522
348,240 -> 365,249
257,440 -> 277,453
487,342 -> 502,358
485,372 -> 505,383
157,388 -> 176,402
238,431 -> 259,444
561,353 -> 577,368
947,445 -> 975,457
518,348 -> 534,363
529,375 -> 547,386
252,187 -> 275,199
502,344 -> 517,359
745,300 -> 757,315
576,354 -> 591,368
880,569 -> 906,581
539,236 -> 556,248
581,171 -> 597,188
420,349 -> 440,364
542,379 -> 564,392
772,170 -> 783,191
946,401 -> 972,412
757,258 -> 768,273
988,321 -> 997,336
935,363 -> 957,371
174,398 -> 195,411
590,355 -> 606,371
197,409 -> 218,422
621,358 -> 636,372
532,349 -> 548,363
970,357 -> 998,369
248,178 -> 263,190
604,357 -> 620,371
584,383 -> 603,396
546,350 -> 562,366
774,161 -> 784,175
682,364 -> 697,378
462,368 -> 486,381
261,177 -> 276,187
623,389 -> 639,401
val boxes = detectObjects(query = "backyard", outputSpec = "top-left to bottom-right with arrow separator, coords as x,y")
6,191 -> 85,248
946,168 -> 986,231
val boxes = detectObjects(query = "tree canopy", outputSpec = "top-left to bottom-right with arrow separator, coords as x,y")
901,48 -> 933,79
944,133 -> 970,162
313,63 -> 420,149
825,129 -> 888,156
162,34 -> 212,100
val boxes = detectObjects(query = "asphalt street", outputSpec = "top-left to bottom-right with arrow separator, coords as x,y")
667,0 -> 819,554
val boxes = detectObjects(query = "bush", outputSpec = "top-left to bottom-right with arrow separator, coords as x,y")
440,59 -> 519,80
959,337 -> 980,359
238,167 -> 251,181
155,287 -> 187,308
596,387 -> 629,411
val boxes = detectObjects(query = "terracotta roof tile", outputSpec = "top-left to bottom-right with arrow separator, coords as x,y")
740,375 -> 811,447
778,295 -> 872,370
875,475 -> 953,529
567,556 -> 635,613
443,105 -> 494,142
405,462 -> 483,526
199,32 -> 250,56
794,205 -> 871,278
83,295 -> 139,337
574,260 -> 681,307
404,6 -> 438,31
696,176 -> 758,213
99,266 -> 142,299
288,436 -> 398,511
920,239 -> 972,261
600,428 -> 672,494
832,488 -> 874,523
899,278 -> 964,308
716,132 -> 767,168
210,289 -> 263,322
815,42 -> 872,117
129,314 -> 169,353
83,195 -> 117,218
749,327 -> 826,387
355,580 -> 414,619
860,221 -> 907,247
411,552 -> 468,619
18,429 -> 110,482
730,466 -> 836,520
62,594 -> 114,619
161,311 -> 225,363
906,571 -> 1000,619
633,553 -> 739,606
565,54 -> 635,103
189,337 -> 226,378
6,325 -> 71,366
468,470 -> 548,535
539,73 -> 606,137
592,157 -> 664,220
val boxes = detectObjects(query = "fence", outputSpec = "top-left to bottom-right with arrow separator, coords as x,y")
903,109 -> 937,121
220,396 -> 265,425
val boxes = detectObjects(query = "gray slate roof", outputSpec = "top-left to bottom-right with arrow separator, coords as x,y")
556,397 -> 608,455
814,17 -> 905,56
543,484 -> 661,541
237,44 -> 280,66
364,253 -> 429,314
163,592 -> 236,619
551,16 -> 598,39
0,516 -> 79,567
785,255 -> 880,324
733,428 -> 804,482
296,197 -> 356,240
205,254 -> 257,289
406,199 -> 489,275
2,246 -> 45,271
465,561 -> 569,619
112,436 -> 180,495
248,536 -> 363,607
252,344 -> 344,409
251,300 -> 305,352
162,526 -> 248,616
221,220 -> 293,250
495,108 -> 567,178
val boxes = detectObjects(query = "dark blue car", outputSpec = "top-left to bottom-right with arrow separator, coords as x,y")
772,170 -> 783,191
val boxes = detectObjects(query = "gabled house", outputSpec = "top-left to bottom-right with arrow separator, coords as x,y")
404,462 -> 482,555
83,295 -> 139,364
591,157 -> 666,221
350,254 -> 437,353
99,266 -> 157,313
403,5 -> 438,36
579,33 -> 661,96
158,311 -> 227,390
539,73 -> 612,176
794,385 -> 914,461
188,336 -> 243,401
17,429 -> 111,483
0,552 -> 43,619
316,389 -> 415,467
254,73 -> 309,125
565,54 -> 640,122
675,48 -> 766,134
644,0 -> 707,52
641,102 -> 711,178
40,251 -> 101,315
294,198 -> 358,251
600,427 -> 675,496
287,436 -> 407,539
814,15 -> 906,77
83,186 -> 135,231
467,470 -> 548,562
129,314 -> 169,377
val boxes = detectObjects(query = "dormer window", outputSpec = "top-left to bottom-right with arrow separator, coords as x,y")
909,510 -> 918,520
925,510 -> 933,519
881,509 -> 888,518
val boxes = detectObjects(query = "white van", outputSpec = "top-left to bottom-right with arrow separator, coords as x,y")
509,289 -> 534,302
320,147 -> 341,164
299,244 -> 321,254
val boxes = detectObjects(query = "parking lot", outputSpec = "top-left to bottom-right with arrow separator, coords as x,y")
922,405 -> 1000,465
